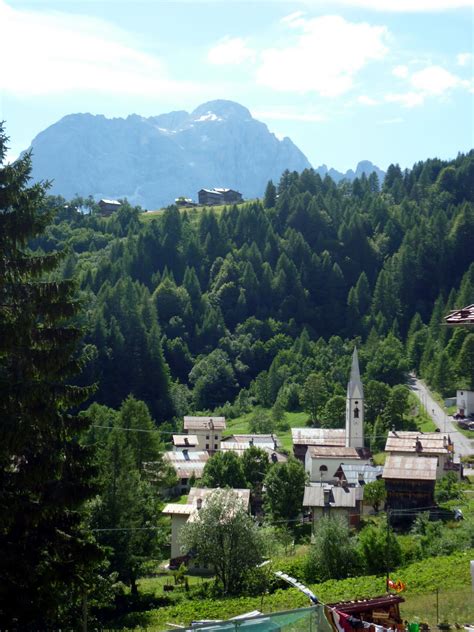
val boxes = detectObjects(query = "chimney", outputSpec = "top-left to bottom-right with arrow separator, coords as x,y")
415,438 -> 423,453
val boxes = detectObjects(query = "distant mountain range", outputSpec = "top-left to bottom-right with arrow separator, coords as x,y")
25,100 -> 384,209
314,160 -> 385,185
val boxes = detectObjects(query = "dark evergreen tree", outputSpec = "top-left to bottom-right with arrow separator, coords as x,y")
0,126 -> 101,627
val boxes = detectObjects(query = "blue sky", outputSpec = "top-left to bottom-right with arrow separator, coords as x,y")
1,0 -> 473,171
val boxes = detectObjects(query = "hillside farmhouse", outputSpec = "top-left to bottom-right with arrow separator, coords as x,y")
98,198 -> 121,216
198,188 -> 243,205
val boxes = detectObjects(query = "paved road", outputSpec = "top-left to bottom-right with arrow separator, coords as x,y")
408,375 -> 473,460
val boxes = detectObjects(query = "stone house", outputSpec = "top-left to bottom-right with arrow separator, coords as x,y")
183,416 -> 226,454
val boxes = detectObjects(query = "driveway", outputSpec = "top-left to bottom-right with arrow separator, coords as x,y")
408,375 -> 473,460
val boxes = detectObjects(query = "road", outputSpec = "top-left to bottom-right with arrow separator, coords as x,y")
408,375 -> 473,460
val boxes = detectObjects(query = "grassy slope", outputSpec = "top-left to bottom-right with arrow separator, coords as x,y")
224,411 -> 310,451
225,404 -> 435,452
141,201 -> 252,222
114,550 -> 474,630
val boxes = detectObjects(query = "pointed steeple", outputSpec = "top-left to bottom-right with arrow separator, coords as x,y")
347,347 -> 363,400
345,347 -> 364,449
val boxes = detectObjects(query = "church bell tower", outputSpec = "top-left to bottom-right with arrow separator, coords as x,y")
345,347 -> 364,449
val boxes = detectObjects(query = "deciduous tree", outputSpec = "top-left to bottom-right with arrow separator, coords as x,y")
180,489 -> 262,594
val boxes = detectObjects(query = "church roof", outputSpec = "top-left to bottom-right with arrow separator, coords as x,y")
291,428 -> 346,446
307,446 -> 362,459
347,347 -> 364,399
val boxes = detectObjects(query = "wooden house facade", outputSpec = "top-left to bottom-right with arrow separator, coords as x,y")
383,454 -> 437,526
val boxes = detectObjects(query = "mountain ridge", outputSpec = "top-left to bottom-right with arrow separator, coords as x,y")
26,100 -> 384,208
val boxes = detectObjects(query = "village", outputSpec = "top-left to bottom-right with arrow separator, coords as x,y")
154,308 -> 474,632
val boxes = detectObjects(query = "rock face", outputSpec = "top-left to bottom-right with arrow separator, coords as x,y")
315,160 -> 385,184
27,100 -> 312,209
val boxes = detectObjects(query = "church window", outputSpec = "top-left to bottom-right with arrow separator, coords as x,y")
354,406 -> 359,418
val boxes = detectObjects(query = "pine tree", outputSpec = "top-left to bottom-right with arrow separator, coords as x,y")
0,126 -> 101,626
263,179 -> 277,208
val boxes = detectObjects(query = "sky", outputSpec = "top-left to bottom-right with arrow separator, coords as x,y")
1,0 -> 473,172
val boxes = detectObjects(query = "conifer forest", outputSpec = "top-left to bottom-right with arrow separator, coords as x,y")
1,120 -> 473,627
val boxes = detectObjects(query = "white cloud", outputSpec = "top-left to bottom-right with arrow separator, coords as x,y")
0,0 -> 197,97
385,64 -> 470,107
280,11 -> 306,28
207,36 -> 255,65
385,92 -> 425,107
392,65 -> 409,78
456,52 -> 473,67
357,95 -> 379,105
410,65 -> 464,95
256,15 -> 389,97
324,0 -> 474,11
253,108 -> 326,122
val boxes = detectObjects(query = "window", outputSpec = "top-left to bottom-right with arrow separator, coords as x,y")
206,444 -> 209,450
206,435 -> 210,440
214,444 -> 218,450
215,435 -> 218,440
354,406 -> 359,418
319,465 -> 328,472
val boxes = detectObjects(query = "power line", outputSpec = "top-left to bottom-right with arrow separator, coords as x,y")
90,423 -> 468,439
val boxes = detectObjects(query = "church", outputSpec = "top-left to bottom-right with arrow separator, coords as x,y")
294,347 -> 372,484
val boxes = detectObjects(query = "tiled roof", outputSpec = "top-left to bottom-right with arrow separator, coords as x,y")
303,485 -> 357,508
172,434 -> 199,446
164,450 -> 209,479
188,487 -> 250,505
385,431 -> 451,455
221,434 -> 279,450
183,416 -> 226,430
220,444 -> 287,462
307,446 -> 361,459
164,450 -> 209,463
338,463 -> 384,485
291,428 -> 345,446
382,454 -> 437,480
162,503 -> 194,515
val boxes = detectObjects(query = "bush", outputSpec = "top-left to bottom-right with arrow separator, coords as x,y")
305,516 -> 362,582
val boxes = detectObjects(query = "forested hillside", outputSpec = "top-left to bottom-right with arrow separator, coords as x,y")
35,152 -> 474,427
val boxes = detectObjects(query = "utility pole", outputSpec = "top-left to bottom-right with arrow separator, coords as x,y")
436,588 -> 439,624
